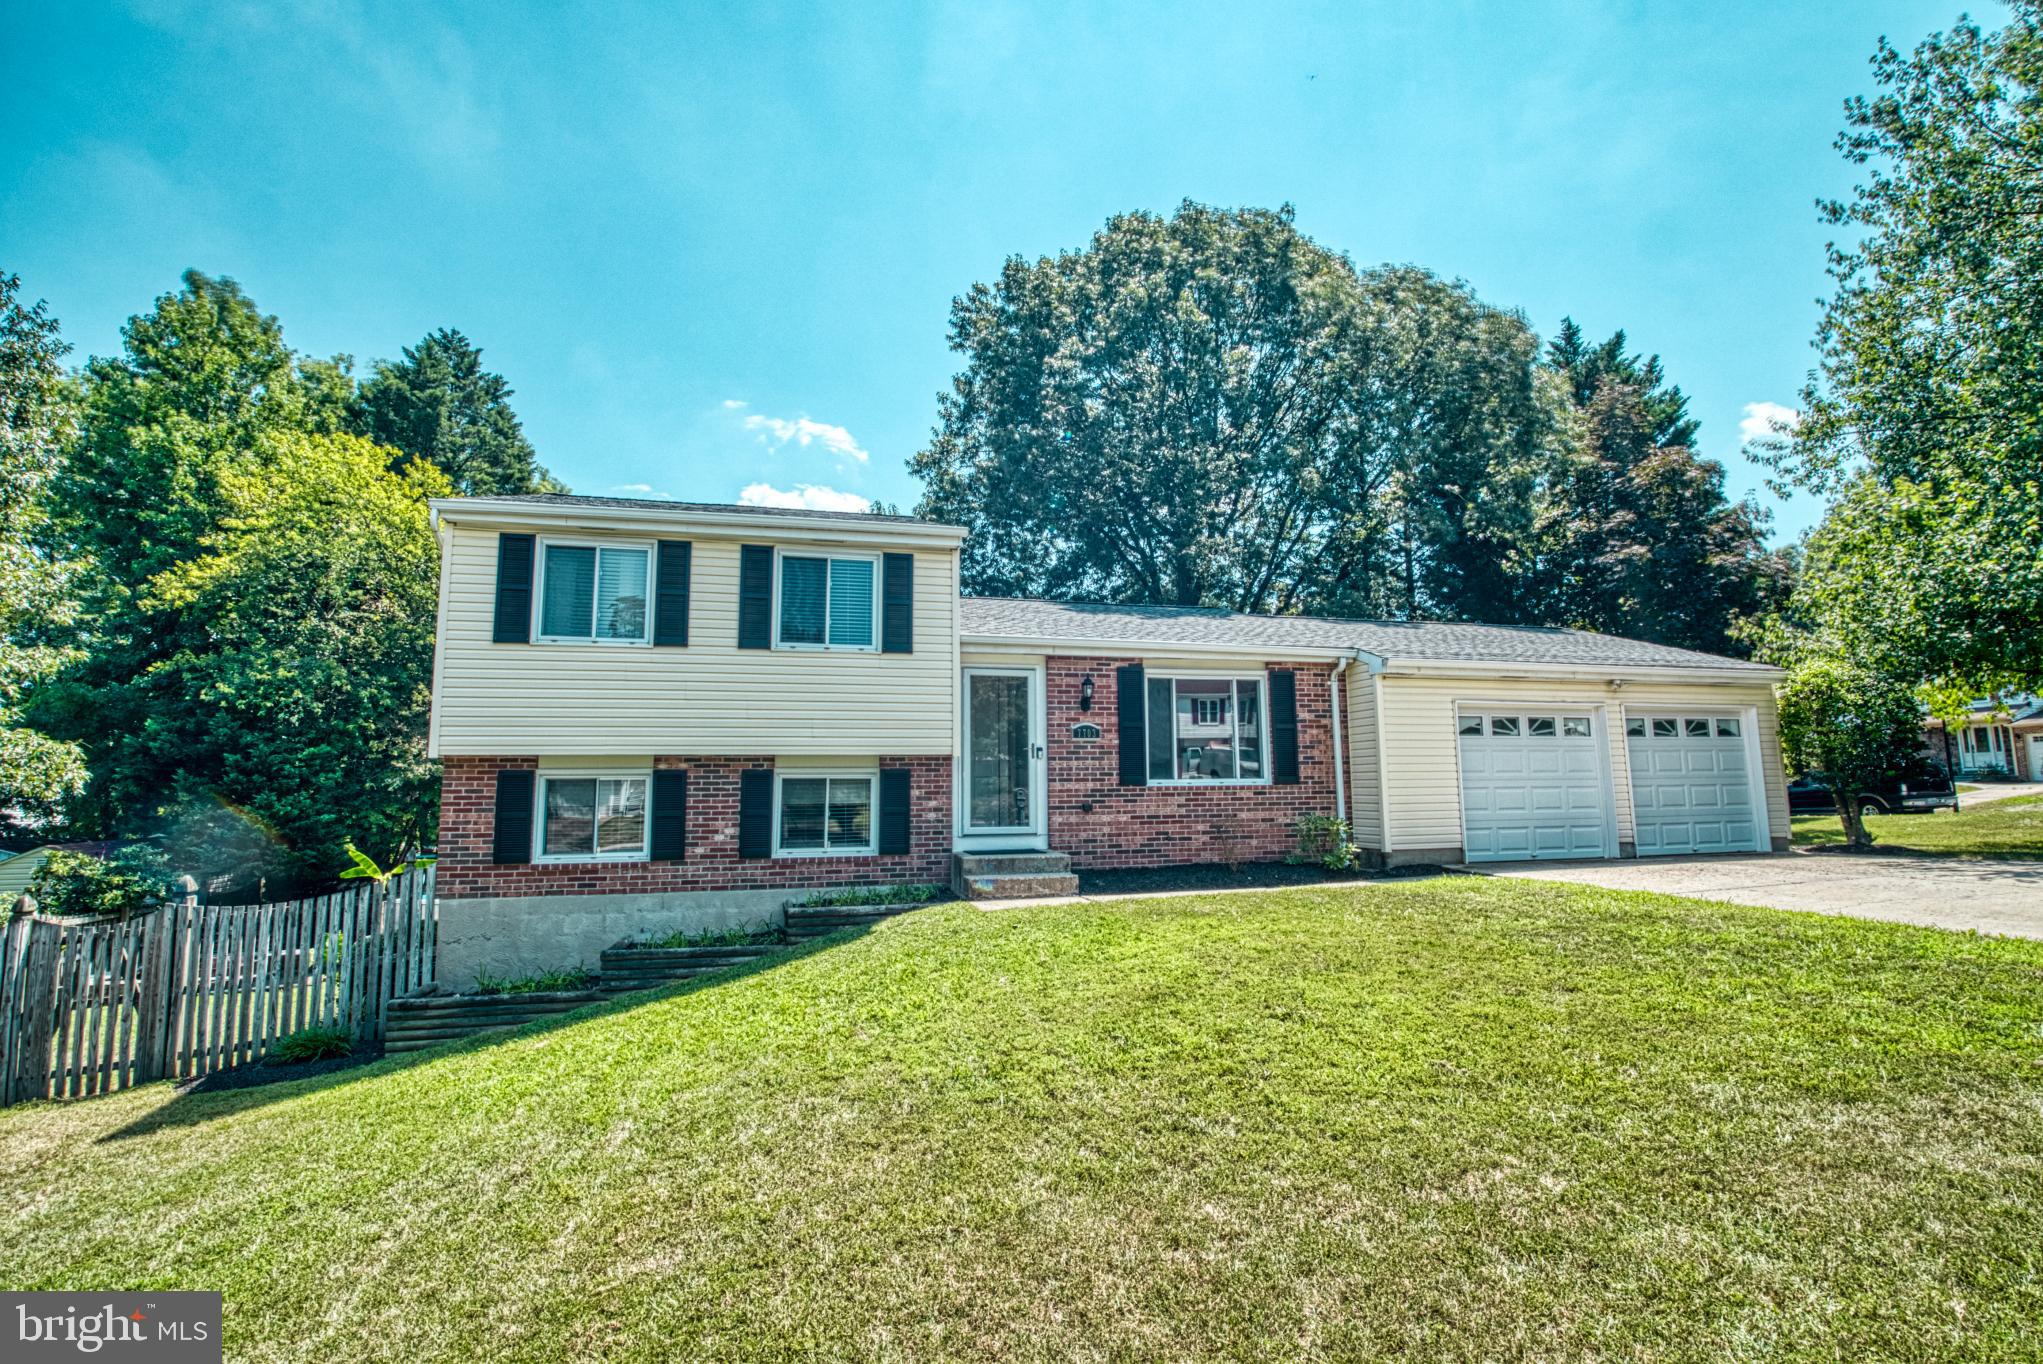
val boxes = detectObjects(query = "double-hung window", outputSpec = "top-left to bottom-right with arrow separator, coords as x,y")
775,552 -> 877,650
538,774 -> 649,860
1144,676 -> 1267,783
537,540 -> 651,644
775,772 -> 875,855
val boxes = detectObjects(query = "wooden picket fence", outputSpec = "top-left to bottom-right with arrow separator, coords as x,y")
0,865 -> 435,1106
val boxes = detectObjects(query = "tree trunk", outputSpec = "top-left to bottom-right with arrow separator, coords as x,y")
1836,792 -> 1872,850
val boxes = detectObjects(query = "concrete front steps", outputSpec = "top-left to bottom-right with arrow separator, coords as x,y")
953,851 -> 1079,900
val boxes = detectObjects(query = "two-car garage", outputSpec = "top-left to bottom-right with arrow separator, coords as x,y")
1455,704 -> 1769,863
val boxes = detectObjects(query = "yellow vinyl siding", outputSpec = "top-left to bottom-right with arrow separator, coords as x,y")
1375,674 -> 1787,853
1344,669 -> 1384,849
432,525 -> 959,756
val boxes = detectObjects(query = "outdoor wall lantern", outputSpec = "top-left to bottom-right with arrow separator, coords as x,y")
1080,674 -> 1095,711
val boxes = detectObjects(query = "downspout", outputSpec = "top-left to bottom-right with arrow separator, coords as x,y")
1328,656 -> 1350,830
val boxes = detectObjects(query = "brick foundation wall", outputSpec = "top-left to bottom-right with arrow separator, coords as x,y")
1044,657 -> 1343,871
437,755 -> 953,899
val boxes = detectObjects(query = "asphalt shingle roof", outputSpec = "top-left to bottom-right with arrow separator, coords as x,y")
959,597 -> 1778,673
458,493 -> 948,528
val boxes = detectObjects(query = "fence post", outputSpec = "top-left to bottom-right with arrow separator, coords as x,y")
0,904 -> 33,1106
134,885 -> 182,1084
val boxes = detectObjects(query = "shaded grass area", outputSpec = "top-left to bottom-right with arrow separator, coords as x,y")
3,880 -> 2042,1361
1794,794 -> 2043,858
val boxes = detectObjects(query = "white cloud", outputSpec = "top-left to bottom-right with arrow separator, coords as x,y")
1739,401 -> 1801,444
607,482 -> 673,499
721,398 -> 748,409
741,413 -> 870,464
738,483 -> 871,513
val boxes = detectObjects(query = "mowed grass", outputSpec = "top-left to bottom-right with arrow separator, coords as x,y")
1794,793 -> 2043,858
5,880 -> 2043,1362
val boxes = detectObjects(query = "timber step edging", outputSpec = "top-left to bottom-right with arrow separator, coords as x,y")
383,989 -> 608,1053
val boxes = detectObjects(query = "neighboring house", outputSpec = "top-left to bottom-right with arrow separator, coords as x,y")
427,494 -> 1789,979
1924,695 -> 2043,780
0,841 -> 123,905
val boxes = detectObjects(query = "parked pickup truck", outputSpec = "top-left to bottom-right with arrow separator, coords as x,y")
1787,763 -> 1959,817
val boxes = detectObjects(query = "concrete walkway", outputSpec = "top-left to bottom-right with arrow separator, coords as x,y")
1476,852 -> 2043,939
1961,781 -> 2043,809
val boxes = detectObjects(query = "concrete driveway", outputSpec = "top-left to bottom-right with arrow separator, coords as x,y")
1477,853 -> 2043,939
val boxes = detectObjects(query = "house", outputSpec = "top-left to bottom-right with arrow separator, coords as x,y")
0,841 -> 125,905
1924,695 -> 2043,780
427,494 -> 1789,980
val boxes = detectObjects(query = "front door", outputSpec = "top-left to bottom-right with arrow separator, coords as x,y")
961,667 -> 1045,848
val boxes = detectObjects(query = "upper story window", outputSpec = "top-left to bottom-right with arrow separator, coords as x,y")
776,552 -> 877,650
537,539 -> 650,644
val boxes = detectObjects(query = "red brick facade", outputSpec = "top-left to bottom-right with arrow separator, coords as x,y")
437,754 -> 953,899
1043,656 -> 1343,871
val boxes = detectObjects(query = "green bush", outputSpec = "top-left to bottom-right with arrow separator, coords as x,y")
795,883 -> 946,908
268,1025 -> 355,1065
471,965 -> 596,996
1288,815 -> 1361,871
26,847 -> 173,916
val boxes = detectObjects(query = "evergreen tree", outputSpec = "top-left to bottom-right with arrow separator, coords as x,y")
354,328 -> 564,495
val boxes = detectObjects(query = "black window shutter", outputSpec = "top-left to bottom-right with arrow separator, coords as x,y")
878,768 -> 911,854
738,545 -> 773,649
492,533 -> 535,644
492,769 -> 535,864
1269,669 -> 1300,785
1116,664 -> 1148,786
653,541 -> 691,646
738,768 -> 774,857
881,553 -> 914,654
650,769 -> 688,860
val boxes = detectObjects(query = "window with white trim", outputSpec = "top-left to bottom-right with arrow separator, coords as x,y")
775,772 -> 875,855
537,774 -> 649,860
536,540 -> 651,643
776,552 -> 877,650
1144,675 -> 1266,783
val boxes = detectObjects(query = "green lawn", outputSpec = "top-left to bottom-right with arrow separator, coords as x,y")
1793,793 -> 2043,857
4,881 -> 2043,1361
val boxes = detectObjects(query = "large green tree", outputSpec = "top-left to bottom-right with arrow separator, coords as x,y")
354,328 -> 563,495
31,273 -> 440,888
1764,6 -> 2043,691
1531,326 -> 1778,655
0,271 -> 86,824
911,202 -> 1546,619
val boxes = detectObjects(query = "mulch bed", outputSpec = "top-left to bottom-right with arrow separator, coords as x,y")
176,1046 -> 382,1095
1074,861 -> 1439,897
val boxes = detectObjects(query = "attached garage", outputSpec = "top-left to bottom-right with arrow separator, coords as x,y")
1623,712 -> 1764,855
1456,709 -> 1614,862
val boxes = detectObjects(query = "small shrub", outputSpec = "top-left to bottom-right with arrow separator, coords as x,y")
27,846 -> 173,917
268,1025 -> 354,1066
796,883 -> 946,909
637,923 -> 786,949
1289,815 -> 1362,872
471,965 -> 596,996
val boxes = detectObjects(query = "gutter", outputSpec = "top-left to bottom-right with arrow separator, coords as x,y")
432,498 -> 970,546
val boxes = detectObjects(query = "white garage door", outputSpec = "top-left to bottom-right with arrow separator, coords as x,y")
1457,710 -> 1613,862
1624,714 -> 1760,855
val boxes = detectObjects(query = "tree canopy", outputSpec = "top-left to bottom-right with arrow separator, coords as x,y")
911,202 -> 1551,622
913,202 -> 1776,652
1763,5 -> 2043,692
0,272 -> 87,824
355,328 -> 564,496
23,272 -> 450,890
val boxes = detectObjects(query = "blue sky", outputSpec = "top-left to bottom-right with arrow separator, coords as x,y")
1,0 -> 1975,540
